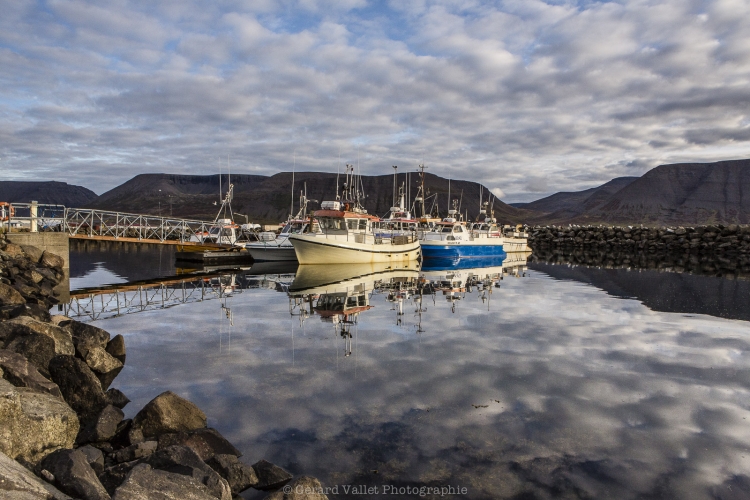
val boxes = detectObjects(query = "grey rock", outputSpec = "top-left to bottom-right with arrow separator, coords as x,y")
105,388 -> 130,409
47,355 -> 108,424
96,365 -> 123,392
145,445 -> 231,500
0,379 -> 79,465
99,459 -> 143,496
20,245 -> 44,263
0,348 -> 62,398
78,445 -> 105,475
6,331 -> 57,378
252,459 -> 293,491
0,448 -> 72,499
105,335 -> 126,364
132,391 -> 207,439
40,251 -> 65,270
5,316 -> 75,356
84,347 -> 122,375
39,448 -> 110,500
77,405 -> 125,444
263,476 -> 329,500
111,463 -> 216,500
111,441 -> 157,464
0,282 -> 25,306
157,428 -> 241,462
206,454 -> 258,495
67,321 -> 110,355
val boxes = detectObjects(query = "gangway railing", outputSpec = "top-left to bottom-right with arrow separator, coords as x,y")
2,202 -> 217,244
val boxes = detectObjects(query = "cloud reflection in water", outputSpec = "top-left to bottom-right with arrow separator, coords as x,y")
99,272 -> 750,499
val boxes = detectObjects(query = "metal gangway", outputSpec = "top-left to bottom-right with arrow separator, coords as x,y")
3,202 -> 219,245
62,273 -> 242,321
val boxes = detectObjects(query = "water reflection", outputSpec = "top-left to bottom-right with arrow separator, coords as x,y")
61,246 -> 750,499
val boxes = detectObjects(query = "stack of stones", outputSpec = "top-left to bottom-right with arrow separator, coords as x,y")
526,224 -> 750,278
0,234 -> 328,500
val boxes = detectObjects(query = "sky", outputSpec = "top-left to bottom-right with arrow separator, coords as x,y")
1,0 -> 750,202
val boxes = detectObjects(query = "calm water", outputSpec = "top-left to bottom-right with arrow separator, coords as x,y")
65,242 -> 750,499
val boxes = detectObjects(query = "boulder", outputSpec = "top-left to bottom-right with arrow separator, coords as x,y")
0,348 -> 62,398
22,302 -> 53,323
111,441 -> 157,464
0,304 -> 26,321
99,460 -> 144,496
83,347 -> 123,390
5,331 -> 58,378
39,448 -> 111,500
67,321 -> 110,354
0,448 -> 72,499
0,282 -> 25,306
105,388 -> 130,409
47,355 -> 108,423
4,316 -> 75,356
4,243 -> 24,258
252,459 -> 293,491
111,463 -> 216,500
40,251 -> 65,270
111,419 -> 145,450
263,476 -> 329,500
156,428 -> 241,461
105,335 -> 126,364
78,444 -> 105,475
19,245 -> 44,263
77,404 -> 125,444
50,315 -> 72,327
0,379 -> 79,465
145,445 -> 231,500
132,391 -> 207,439
206,453 -> 258,495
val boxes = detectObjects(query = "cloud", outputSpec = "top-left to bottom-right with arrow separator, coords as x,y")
1,0 -> 750,200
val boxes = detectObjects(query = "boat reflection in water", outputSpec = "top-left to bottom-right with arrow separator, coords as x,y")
418,251 -> 531,312
288,262 -> 420,355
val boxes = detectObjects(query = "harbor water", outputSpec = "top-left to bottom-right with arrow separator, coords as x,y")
63,241 -> 750,499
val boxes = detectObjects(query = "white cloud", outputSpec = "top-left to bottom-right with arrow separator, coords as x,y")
1,0 -> 750,200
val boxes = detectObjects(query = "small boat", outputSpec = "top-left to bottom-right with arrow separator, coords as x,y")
420,200 -> 506,264
245,187 -> 317,262
289,164 -> 421,265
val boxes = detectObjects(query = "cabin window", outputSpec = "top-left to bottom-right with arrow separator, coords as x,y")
454,225 -> 464,233
281,223 -> 291,234
440,225 -> 452,233
319,217 -> 344,231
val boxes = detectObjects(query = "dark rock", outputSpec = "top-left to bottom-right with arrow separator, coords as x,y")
0,282 -> 26,305
39,448 -> 111,500
20,245 -> 44,263
6,330 -> 57,378
85,347 -> 123,375
96,365 -> 123,392
263,476 -> 329,500
48,355 -> 108,423
67,321 -> 110,358
22,302 -> 53,322
3,316 -> 75,356
206,454 -> 258,495
145,445 -> 231,500
0,303 -> 26,320
0,348 -> 62,398
252,459 -> 293,491
40,250 -> 65,270
0,448 -> 71,499
78,405 -> 125,444
106,388 -> 130,409
157,428 -> 241,461
132,391 -> 207,439
111,463 -> 216,500
111,440 -> 158,464
99,459 -> 143,496
78,444 -> 105,475
105,334 -> 126,364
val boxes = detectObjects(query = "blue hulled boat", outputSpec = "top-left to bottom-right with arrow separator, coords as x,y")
419,209 -> 506,264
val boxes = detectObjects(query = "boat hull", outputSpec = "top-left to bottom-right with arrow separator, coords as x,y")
502,237 -> 530,252
245,244 -> 297,262
420,241 -> 506,260
290,234 -> 421,265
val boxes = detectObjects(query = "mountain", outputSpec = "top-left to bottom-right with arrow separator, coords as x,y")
578,159 -> 750,225
512,177 -> 637,217
89,172 -> 532,224
518,159 -> 750,226
0,181 -> 98,206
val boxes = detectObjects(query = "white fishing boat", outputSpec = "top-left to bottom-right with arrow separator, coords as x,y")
245,188 -> 318,262
289,164 -> 421,265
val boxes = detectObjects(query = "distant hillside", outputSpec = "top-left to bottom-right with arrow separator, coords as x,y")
0,181 -> 97,206
512,177 -> 637,217
90,172 -> 532,224
519,159 -> 750,226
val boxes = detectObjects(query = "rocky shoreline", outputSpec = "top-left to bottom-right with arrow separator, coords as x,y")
0,235 -> 328,499
528,224 -> 750,278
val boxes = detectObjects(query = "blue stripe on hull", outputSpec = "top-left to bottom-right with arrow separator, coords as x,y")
421,244 -> 506,259
420,255 -> 507,271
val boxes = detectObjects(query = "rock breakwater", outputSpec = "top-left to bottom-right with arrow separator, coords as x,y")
0,235 -> 328,499
528,224 -> 750,278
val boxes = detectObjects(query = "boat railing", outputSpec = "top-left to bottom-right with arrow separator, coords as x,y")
317,229 -> 418,246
